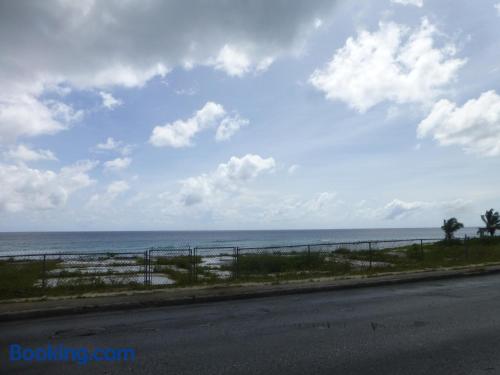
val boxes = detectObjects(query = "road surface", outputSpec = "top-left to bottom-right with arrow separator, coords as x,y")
2,274 -> 500,374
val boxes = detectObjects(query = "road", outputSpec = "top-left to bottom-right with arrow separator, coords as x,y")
2,274 -> 500,374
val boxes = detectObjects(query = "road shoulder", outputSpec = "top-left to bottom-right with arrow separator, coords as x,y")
1,264 -> 500,322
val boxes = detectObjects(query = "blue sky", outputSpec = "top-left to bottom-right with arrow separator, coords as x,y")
1,0 -> 500,231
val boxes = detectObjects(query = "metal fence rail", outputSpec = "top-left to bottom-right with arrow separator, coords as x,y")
1,236 -> 494,297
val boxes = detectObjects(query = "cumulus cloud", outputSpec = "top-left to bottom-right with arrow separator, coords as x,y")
0,1 -> 333,142
215,115 -> 249,142
383,199 -> 430,220
382,198 -> 470,220
175,88 -> 198,96
417,90 -> 500,156
309,18 -> 465,112
0,96 -> 83,142
87,180 -> 130,208
178,154 -> 275,206
95,137 -> 133,156
391,0 -> 423,7
0,160 -> 96,212
261,192 -> 341,222
99,91 -> 122,110
4,144 -> 57,162
150,102 -> 248,147
213,45 -> 252,77
103,157 -> 132,172
96,137 -> 120,151
106,180 -> 130,197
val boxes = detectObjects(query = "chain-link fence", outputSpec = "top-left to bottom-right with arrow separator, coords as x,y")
2,236 -> 497,298
0,251 -> 147,299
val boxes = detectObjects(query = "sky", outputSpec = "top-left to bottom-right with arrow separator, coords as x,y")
1,0 -> 500,231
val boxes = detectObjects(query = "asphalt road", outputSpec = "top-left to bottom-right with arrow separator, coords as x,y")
2,275 -> 500,374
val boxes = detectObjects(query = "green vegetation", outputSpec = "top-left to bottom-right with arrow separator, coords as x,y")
0,260 -> 55,299
236,252 -> 325,274
2,234 -> 500,300
0,259 -> 148,299
154,255 -> 201,269
481,209 -> 500,237
153,255 -> 196,286
222,252 -> 352,282
220,237 -> 500,282
441,218 -> 464,240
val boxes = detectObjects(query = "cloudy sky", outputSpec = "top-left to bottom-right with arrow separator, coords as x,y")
1,0 -> 500,231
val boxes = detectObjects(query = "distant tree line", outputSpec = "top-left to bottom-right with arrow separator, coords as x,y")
442,209 -> 500,240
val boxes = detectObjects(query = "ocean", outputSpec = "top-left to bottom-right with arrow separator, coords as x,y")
0,227 -> 479,255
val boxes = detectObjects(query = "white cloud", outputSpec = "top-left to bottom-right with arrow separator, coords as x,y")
495,3 -> 500,15
96,137 -> 120,151
107,180 -> 130,197
383,199 -> 430,220
211,45 -> 275,77
150,102 -> 248,147
4,144 -> 57,162
0,160 -> 96,212
0,1 -> 332,142
0,95 -> 83,142
302,192 -> 338,212
381,198 -> 470,220
417,90 -> 500,156
213,45 -> 252,77
150,102 -> 225,147
103,157 -> 132,172
87,180 -> 130,208
215,115 -> 249,142
262,192 -> 341,222
314,18 -> 323,29
95,137 -> 133,156
391,0 -> 423,7
99,91 -> 122,110
309,18 -> 465,112
178,154 -> 275,206
174,88 -> 198,96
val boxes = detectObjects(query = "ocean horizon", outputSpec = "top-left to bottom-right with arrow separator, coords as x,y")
0,227 -> 480,255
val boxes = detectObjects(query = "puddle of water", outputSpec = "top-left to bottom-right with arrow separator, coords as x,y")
38,273 -> 174,287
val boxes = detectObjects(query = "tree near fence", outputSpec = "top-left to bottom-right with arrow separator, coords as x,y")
481,209 -> 500,237
441,218 -> 464,240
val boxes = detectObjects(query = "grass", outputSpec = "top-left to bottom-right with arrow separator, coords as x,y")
222,252 -> 352,282
2,237 -> 500,299
0,259 -> 148,299
0,260 -> 54,299
154,255 -> 201,269
222,237 -> 500,281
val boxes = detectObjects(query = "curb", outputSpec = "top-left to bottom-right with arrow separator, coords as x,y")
1,265 -> 500,322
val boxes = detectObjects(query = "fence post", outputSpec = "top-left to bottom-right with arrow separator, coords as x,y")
143,250 -> 148,286
307,245 -> 311,257
193,247 -> 198,283
368,242 -> 372,270
420,239 -> 424,259
233,247 -> 240,280
464,235 -> 468,260
42,254 -> 47,289
148,249 -> 152,285
188,248 -> 193,284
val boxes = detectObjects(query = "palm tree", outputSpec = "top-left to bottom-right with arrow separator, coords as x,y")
441,218 -> 464,240
481,209 -> 500,237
